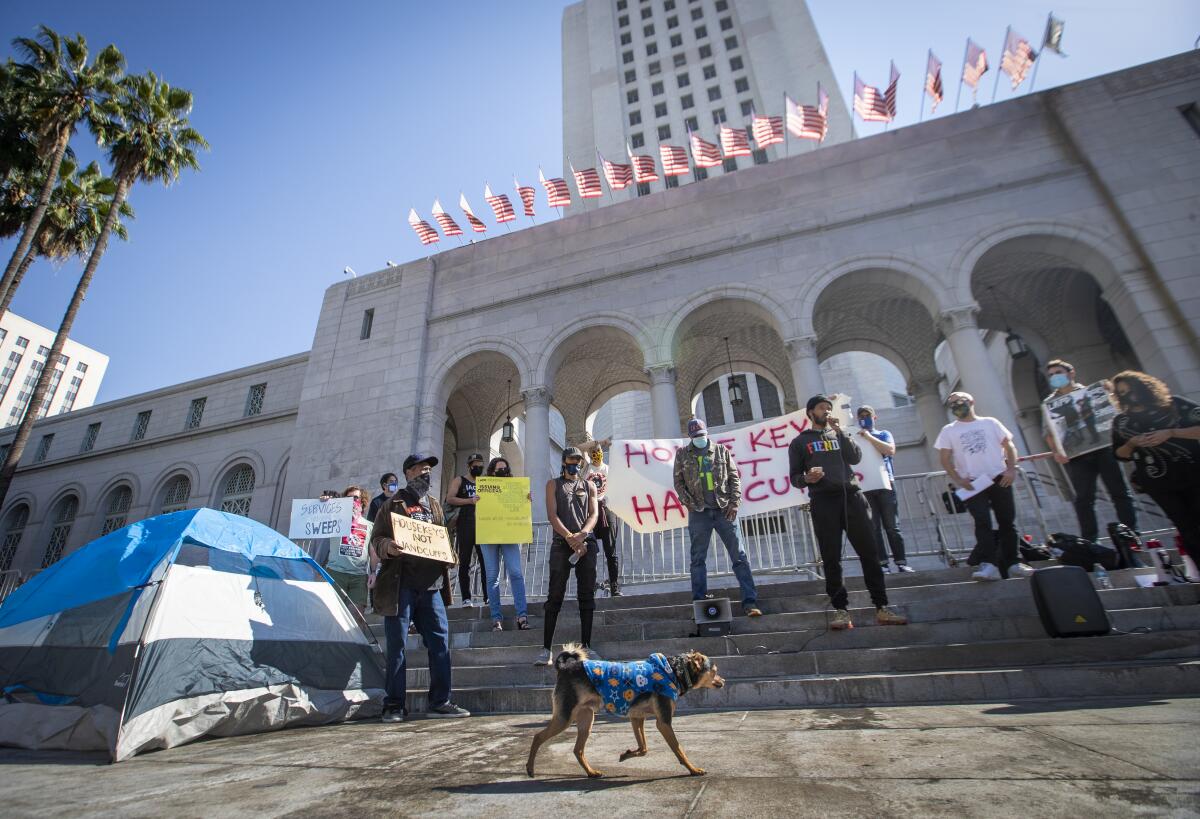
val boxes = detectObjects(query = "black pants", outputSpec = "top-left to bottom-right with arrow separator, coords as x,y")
1066,448 -> 1139,542
965,478 -> 1018,573
865,488 -> 907,565
1146,478 -> 1200,558
456,517 -> 486,603
595,504 -> 619,584
543,536 -> 598,649
810,489 -> 889,609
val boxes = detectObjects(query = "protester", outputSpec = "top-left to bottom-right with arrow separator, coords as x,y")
673,418 -> 763,618
789,396 -> 907,629
368,472 -> 398,522
323,485 -> 374,610
446,453 -> 487,607
1111,371 -> 1200,557
1042,359 -> 1139,542
535,447 -> 600,666
371,454 -> 469,722
935,392 -> 1033,582
579,438 -> 621,596
479,456 -> 530,632
855,405 -> 913,574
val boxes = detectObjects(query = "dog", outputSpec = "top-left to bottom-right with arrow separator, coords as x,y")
526,643 -> 724,778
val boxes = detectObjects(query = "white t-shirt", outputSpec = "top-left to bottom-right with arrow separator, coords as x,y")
934,417 -> 1013,481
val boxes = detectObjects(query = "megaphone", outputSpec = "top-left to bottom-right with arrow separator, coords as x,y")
693,597 -> 732,636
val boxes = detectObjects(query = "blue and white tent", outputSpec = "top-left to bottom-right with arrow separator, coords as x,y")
0,508 -> 385,761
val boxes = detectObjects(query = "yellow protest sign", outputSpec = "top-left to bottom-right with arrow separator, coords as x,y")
475,477 -> 533,544
388,513 -> 456,564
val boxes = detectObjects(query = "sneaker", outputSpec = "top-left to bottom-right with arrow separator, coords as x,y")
381,704 -> 405,723
880,563 -> 892,574
460,598 -> 474,608
895,564 -> 916,573
829,609 -> 854,630
534,648 -> 552,666
428,702 -> 470,718
875,606 -> 908,626
1007,563 -> 1035,578
492,620 -> 503,632
972,562 -> 1002,582
745,606 -> 763,617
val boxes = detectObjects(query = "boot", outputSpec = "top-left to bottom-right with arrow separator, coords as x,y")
609,578 -> 622,597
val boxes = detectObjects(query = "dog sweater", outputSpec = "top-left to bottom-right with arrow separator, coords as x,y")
581,653 -> 678,715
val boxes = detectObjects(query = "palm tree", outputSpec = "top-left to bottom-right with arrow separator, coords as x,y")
0,27 -> 123,312
0,72 -> 205,509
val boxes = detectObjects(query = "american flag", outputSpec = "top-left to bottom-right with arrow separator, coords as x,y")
1000,28 -> 1036,89
600,152 -> 633,190
659,144 -> 690,176
925,51 -> 944,112
962,39 -> 988,89
407,208 -> 439,245
431,199 -> 462,237
785,87 -> 829,141
853,63 -> 898,123
570,162 -> 603,198
514,178 -> 536,217
627,146 -> 659,183
751,113 -> 784,149
484,184 -> 516,223
539,169 -> 571,208
688,129 -> 723,168
718,125 -> 751,158
459,193 -> 487,233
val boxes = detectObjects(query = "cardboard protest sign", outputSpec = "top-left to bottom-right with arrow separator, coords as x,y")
389,513 -> 456,564
475,476 -> 533,544
288,497 -> 354,539
1043,382 -> 1116,460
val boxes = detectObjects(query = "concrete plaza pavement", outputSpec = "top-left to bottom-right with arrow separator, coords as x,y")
1,698 -> 1197,817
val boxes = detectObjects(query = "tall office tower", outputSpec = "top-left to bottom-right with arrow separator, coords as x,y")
0,312 -> 108,430
561,0 -> 852,210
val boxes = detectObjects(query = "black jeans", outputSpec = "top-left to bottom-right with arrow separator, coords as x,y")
810,489 -> 889,609
964,478 -> 1018,573
543,536 -> 598,649
1146,478 -> 1200,558
595,503 -> 619,584
1066,448 -> 1139,541
865,488 -> 907,565
456,516 -> 486,603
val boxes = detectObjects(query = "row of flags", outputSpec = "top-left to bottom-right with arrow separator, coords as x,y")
406,90 -> 831,245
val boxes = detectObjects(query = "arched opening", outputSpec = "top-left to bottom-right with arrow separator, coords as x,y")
691,369 -> 784,430
543,325 -> 651,446
100,485 -> 134,535
218,464 -> 256,517
42,494 -> 78,568
159,474 -> 191,514
0,503 -> 29,572
588,389 -> 654,441
438,349 -> 524,489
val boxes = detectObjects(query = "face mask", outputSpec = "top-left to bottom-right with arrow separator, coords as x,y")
406,474 -> 431,498
469,465 -> 483,477
590,453 -> 603,466
386,482 -> 398,493
1048,373 -> 1070,389
496,468 -> 512,477
692,436 -> 709,449
564,463 -> 581,476
950,403 -> 971,419
858,417 -> 874,430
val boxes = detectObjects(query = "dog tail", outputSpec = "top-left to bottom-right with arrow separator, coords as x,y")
554,642 -> 588,671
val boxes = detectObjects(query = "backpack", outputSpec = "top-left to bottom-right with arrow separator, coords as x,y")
1048,532 -> 1120,571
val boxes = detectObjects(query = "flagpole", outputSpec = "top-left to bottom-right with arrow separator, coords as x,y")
1028,13 -> 1050,94
992,27 -> 1007,103
783,92 -> 790,157
955,39 -> 967,113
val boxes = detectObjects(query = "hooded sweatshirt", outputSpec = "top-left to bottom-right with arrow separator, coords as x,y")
788,426 -> 862,497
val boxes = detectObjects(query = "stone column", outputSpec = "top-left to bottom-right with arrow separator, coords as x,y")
786,335 -> 825,407
908,377 -> 948,459
522,387 -> 552,521
647,364 -> 681,438
1102,269 -> 1200,395
939,306 -> 1024,452
414,405 -> 448,495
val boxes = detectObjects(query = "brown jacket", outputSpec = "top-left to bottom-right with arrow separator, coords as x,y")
371,493 -> 453,615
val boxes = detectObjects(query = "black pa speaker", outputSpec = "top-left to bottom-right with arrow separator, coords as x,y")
693,597 -> 732,636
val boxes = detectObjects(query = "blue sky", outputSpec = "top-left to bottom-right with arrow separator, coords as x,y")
3,0 -> 1197,404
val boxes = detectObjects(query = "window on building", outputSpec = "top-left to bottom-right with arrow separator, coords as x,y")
648,60 -> 661,74
651,81 -> 664,96
630,132 -> 645,148
658,124 -> 672,140
701,382 -> 726,427
707,85 -> 721,101
1180,103 -> 1200,138
36,345 -> 49,357
694,25 -> 707,39
625,68 -> 637,83
693,166 -> 708,181
690,7 -> 703,20
7,359 -> 44,427
699,44 -> 712,58
59,375 -> 83,414
33,433 -> 53,463
891,391 -> 914,408
636,182 -> 651,196
131,410 -> 151,441
715,0 -> 728,9
664,0 -> 674,9
80,421 -> 100,453
245,383 -> 266,417
645,42 -> 657,57
620,31 -> 631,45
15,337 -> 28,349
36,361 -> 67,420
740,99 -> 753,116
0,328 -> 5,341
627,89 -> 639,104
0,443 -> 8,464
0,351 -> 23,405
655,102 -> 668,118
360,308 -> 374,340
618,13 -> 629,26
723,157 -> 738,172
685,115 -> 699,130
220,464 -> 256,517
100,486 -> 133,535
712,108 -> 726,124
667,15 -> 678,29
665,175 -> 679,188
734,77 -> 749,93
724,35 -> 738,49
643,24 -> 654,36
42,494 -> 77,567
641,6 -> 651,18
703,64 -> 716,80
681,93 -> 694,109
616,0 -> 626,9
730,55 -> 743,71
629,110 -> 642,125
0,503 -> 29,572
76,361 -> 87,373
160,474 -> 191,514
756,375 -> 782,417
719,16 -> 733,30
623,51 -> 634,64
673,52 -> 686,67
185,397 -> 206,430
753,148 -> 768,165
677,72 -> 690,88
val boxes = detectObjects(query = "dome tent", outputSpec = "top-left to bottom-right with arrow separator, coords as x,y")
0,508 -> 384,761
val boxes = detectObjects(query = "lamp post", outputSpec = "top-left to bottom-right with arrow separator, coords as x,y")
724,336 -> 744,405
501,379 -> 515,442
987,286 -> 1030,359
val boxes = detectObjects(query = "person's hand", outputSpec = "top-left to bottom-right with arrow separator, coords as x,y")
804,467 -> 824,484
998,467 -> 1017,488
526,492 -> 533,502
953,475 -> 975,491
367,571 -> 377,590
827,416 -> 841,433
724,505 -> 738,521
469,496 -> 480,505
1053,452 -> 1070,465
385,540 -> 404,557
1139,430 -> 1172,447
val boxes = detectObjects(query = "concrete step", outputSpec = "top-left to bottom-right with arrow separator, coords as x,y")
401,658 -> 1200,714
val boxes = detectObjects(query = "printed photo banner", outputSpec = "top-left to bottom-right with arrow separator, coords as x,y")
607,402 -> 890,534
1042,381 -> 1117,460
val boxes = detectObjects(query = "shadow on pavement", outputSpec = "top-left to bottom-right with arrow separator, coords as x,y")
984,697 -> 1170,715
438,776 -> 667,795
0,749 -> 109,766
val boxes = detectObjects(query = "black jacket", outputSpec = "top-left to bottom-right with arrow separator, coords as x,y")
788,427 -> 862,497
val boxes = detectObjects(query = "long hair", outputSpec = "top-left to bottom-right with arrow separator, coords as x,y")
341,485 -> 367,516
1112,371 -> 1173,413
486,456 -> 511,476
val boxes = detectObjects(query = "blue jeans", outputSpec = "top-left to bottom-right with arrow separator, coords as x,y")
383,587 -> 451,711
688,507 -> 758,606
479,543 -> 528,622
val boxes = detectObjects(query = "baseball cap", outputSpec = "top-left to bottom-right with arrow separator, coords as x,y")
806,394 -> 833,413
857,405 -> 875,417
561,446 -> 584,462
467,452 -> 484,464
402,453 -> 440,471
687,418 -> 706,437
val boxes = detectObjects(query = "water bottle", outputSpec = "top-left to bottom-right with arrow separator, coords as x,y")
1092,563 -> 1112,589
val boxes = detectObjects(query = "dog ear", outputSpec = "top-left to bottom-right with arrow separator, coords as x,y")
687,652 -> 706,678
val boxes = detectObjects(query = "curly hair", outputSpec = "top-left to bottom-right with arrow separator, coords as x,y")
341,485 -> 368,511
1111,370 -> 1172,411
486,457 -> 511,476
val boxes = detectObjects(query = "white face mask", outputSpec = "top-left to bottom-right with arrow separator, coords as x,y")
692,436 -> 709,449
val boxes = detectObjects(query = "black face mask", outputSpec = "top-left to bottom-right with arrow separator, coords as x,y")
406,474 -> 431,498
495,468 -> 512,477
469,465 -> 483,477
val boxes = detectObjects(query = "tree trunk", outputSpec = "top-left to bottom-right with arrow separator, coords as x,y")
0,243 -> 40,323
0,176 -> 131,513
0,128 -> 69,306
